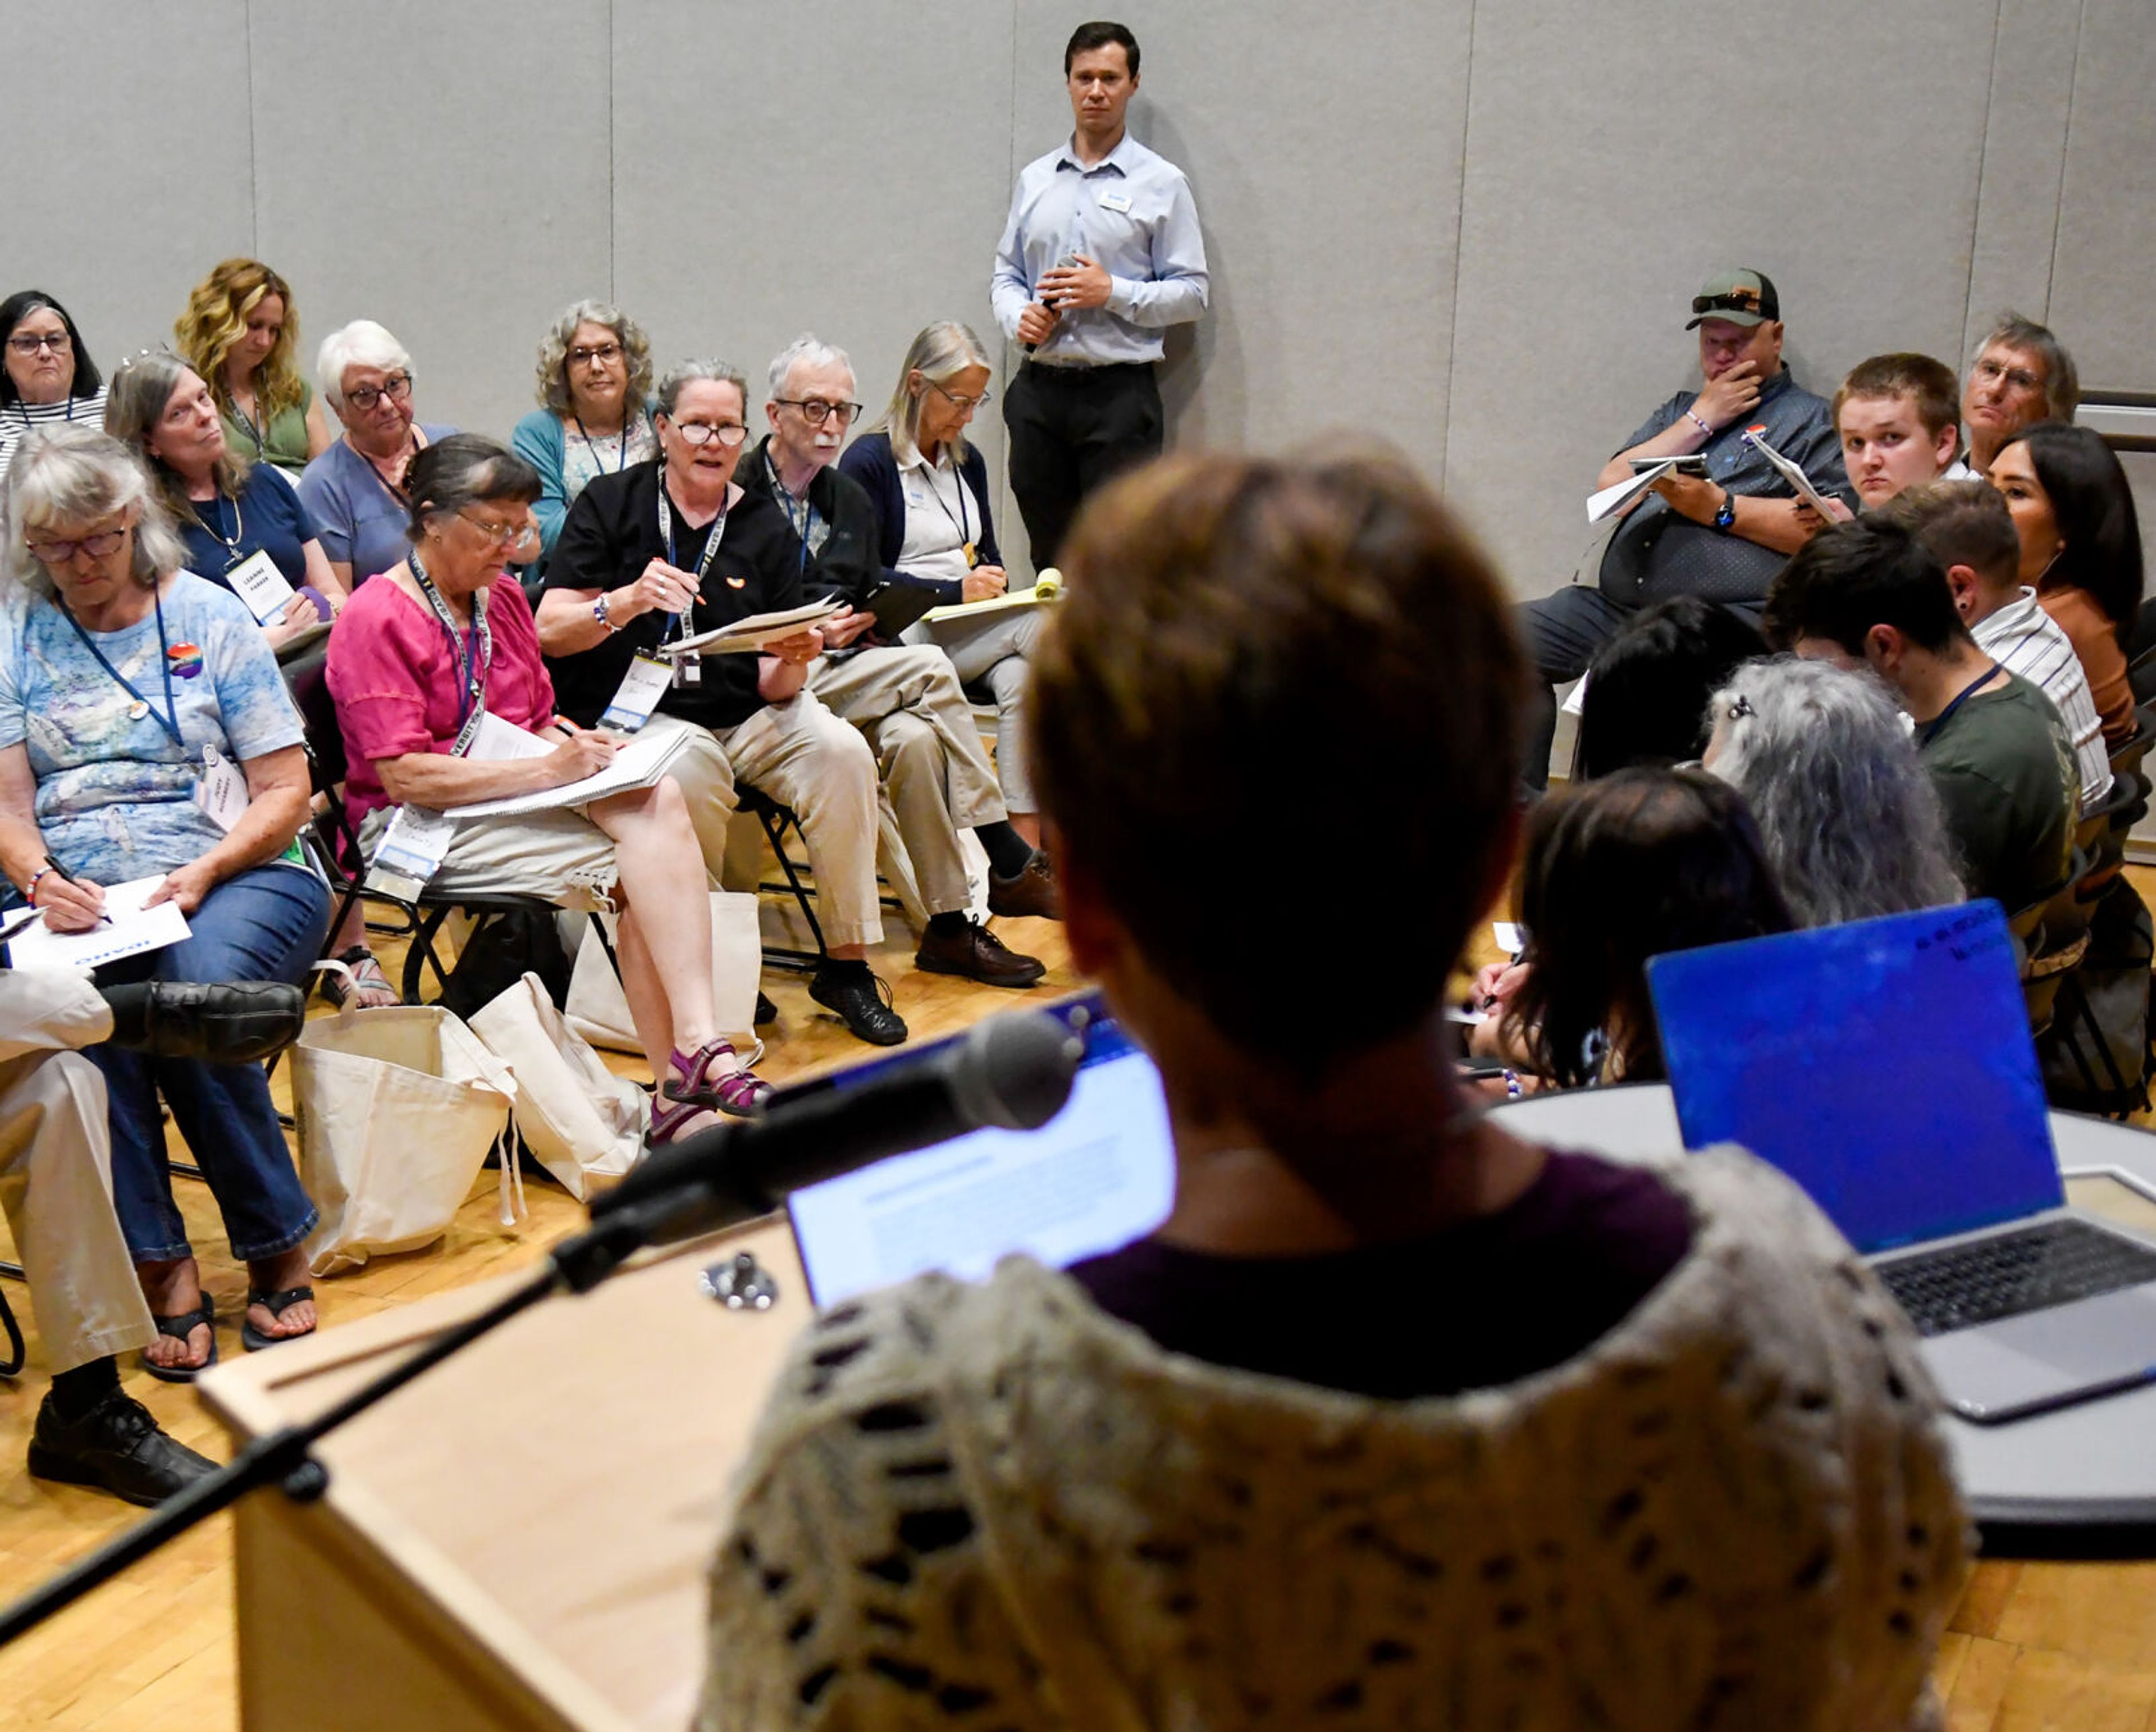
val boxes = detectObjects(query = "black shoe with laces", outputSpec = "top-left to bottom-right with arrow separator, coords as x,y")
809,965 -> 908,1047
28,1387 -> 218,1507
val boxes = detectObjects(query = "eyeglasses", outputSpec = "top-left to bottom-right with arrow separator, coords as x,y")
6,332 -> 72,357
458,511 -> 540,550
568,343 -> 623,368
1690,291 -> 1768,319
774,398 -> 863,427
1725,694 -> 1756,721
1973,357 -> 2044,394
345,373 -> 413,412
669,419 -> 748,448
26,527 -> 126,564
929,381 -> 992,412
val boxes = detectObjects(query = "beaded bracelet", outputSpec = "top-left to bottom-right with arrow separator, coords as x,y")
1685,409 -> 1714,439
24,868 -> 48,908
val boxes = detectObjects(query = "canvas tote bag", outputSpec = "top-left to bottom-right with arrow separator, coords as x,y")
470,970 -> 648,1201
293,974 -> 523,1275
565,889 -> 762,1053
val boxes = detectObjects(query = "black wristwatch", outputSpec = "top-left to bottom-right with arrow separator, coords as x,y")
1712,490 -> 1738,531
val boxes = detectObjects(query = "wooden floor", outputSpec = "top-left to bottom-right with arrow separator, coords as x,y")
1,873 -> 2154,1728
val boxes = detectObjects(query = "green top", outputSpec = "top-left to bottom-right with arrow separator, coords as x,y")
1920,669 -> 2079,914
220,377 -> 315,475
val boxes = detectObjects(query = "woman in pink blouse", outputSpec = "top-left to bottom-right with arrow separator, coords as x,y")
327,434 -> 766,1134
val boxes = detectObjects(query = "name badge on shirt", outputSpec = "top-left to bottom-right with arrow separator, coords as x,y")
600,652 -> 673,733
367,804 -> 459,898
224,549 -> 298,625
1097,189 -> 1132,213
193,743 -> 249,832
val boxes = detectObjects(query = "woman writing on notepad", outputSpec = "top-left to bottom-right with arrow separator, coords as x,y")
536,361 -> 908,1050
326,434 -> 769,1132
840,322 -> 1044,845
0,426 -> 331,1376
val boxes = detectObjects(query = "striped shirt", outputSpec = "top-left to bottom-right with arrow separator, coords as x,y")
1972,586 -> 2112,812
0,389 -> 109,478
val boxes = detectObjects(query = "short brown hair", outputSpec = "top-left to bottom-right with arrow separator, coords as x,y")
1832,352 -> 1961,441
1879,480 -> 2021,592
1033,449 -> 1525,1061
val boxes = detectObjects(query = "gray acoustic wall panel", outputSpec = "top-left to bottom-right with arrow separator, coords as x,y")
1445,1 -> 1996,597
0,2 -> 255,382
1963,0 -> 2083,352
246,0 -> 614,444
2045,0 -> 2156,392
1011,0 -> 1474,510
613,0 -> 1017,559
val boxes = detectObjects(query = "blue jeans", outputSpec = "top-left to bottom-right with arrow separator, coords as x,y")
92,864 -> 331,1264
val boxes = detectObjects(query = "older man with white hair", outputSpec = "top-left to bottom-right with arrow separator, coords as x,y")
736,336 -> 1056,986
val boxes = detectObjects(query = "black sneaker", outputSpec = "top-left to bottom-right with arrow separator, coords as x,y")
28,1387 -> 218,1507
809,966 -> 908,1047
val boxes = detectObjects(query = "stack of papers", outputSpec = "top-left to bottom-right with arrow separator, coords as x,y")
444,727 -> 693,819
4,877 -> 192,970
1738,427 -> 1843,518
921,580 -> 1063,626
1587,461 -> 1687,523
658,600 -> 845,658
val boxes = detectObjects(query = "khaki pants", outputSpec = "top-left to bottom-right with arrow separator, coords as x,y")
711,691 -> 884,950
0,972 -> 156,1374
810,647 -> 1007,917
904,607 -> 1042,813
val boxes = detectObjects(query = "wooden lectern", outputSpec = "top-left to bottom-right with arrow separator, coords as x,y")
199,1219 -> 811,1732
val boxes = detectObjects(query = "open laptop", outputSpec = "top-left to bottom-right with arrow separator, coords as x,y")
1648,901 -> 2156,1424
781,995 -> 1176,1307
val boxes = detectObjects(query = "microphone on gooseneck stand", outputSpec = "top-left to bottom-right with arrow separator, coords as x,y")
566,1009 -> 1084,1288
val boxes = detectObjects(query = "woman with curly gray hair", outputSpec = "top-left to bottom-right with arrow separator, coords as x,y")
1704,655 -> 1965,927
511,299 -> 656,571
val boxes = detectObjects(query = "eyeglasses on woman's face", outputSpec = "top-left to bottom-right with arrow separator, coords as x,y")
568,342 -> 623,370
929,380 -> 992,413
457,509 -> 541,553
26,524 -> 127,566
345,373 -> 413,412
6,331 -> 71,357
668,418 -> 748,448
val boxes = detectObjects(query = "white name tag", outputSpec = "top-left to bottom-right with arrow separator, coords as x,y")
225,548 -> 298,625
600,653 -> 672,732
193,743 -> 249,832
1097,189 -> 1132,213
367,804 -> 459,897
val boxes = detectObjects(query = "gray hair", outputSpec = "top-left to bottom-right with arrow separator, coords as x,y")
654,358 -> 747,420
1705,656 -> 1965,927
316,319 -> 414,413
1971,311 -> 2080,422
766,334 -> 854,401
867,321 -> 992,467
103,350 -> 253,527
2,425 -> 191,593
533,299 -> 653,417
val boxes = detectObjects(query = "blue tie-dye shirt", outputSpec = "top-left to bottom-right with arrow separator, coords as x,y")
0,573 -> 306,883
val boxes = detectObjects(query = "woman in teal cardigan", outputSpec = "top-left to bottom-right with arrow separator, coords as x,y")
510,300 -> 657,578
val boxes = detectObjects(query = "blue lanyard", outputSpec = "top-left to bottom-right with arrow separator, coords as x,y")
573,415 -> 635,477
766,449 -> 819,575
657,484 -> 729,643
1920,662 -> 2000,746
408,550 -> 492,739
58,586 -> 185,752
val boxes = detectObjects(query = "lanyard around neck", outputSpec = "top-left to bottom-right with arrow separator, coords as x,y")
920,456 -> 975,564
573,414 -> 635,477
1921,662 -> 2000,745
409,549 -> 492,747
766,448 -> 818,575
657,482 -> 730,640
58,585 -> 185,751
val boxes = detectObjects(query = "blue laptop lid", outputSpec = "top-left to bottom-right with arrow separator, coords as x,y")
1646,901 -> 2061,1254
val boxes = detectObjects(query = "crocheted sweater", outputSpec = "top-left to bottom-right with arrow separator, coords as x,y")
698,1148 -> 1968,1731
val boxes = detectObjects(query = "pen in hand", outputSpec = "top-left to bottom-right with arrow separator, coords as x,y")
41,854 -> 114,928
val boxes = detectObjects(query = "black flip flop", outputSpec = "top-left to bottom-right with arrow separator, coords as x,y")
241,1285 -> 317,1353
139,1296 -> 216,1384
243,1285 -> 317,1354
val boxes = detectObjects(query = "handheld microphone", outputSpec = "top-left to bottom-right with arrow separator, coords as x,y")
584,1009 -> 1084,1259
1022,253 -> 1082,354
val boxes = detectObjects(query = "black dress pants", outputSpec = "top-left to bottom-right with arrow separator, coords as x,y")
1002,361 -> 1163,568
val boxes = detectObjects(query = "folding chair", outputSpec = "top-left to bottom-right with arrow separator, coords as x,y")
0,1275 -> 22,1378
738,786 -> 827,974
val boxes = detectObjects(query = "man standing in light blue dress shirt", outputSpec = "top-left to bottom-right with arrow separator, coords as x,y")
991,20 -> 1209,567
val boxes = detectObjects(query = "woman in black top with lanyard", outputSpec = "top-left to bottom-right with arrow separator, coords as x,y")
536,361 -> 903,1048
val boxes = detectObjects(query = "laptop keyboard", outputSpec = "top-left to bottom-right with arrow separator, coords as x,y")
1874,1219 -> 2156,1337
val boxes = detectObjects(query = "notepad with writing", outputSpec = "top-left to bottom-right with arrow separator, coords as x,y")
6,877 -> 192,971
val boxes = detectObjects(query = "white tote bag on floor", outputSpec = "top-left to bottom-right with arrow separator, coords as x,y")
293,987 -> 522,1277
565,889 -> 762,1054
470,971 -> 648,1201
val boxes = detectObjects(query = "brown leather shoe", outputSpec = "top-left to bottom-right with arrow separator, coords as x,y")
916,919 -> 1047,988
987,850 -> 1061,919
